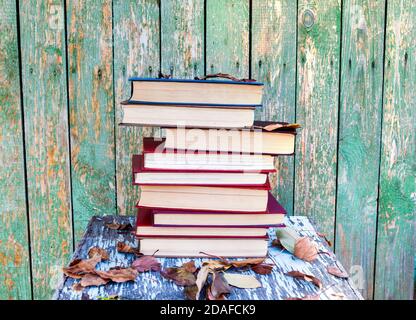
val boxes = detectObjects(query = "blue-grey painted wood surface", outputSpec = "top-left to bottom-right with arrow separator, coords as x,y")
55,215 -> 363,300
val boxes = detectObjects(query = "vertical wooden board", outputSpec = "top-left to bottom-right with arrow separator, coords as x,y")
161,0 -> 204,78
19,0 -> 73,299
66,0 -> 116,243
335,0 -> 385,299
113,0 -> 160,215
375,0 -> 415,300
206,0 -> 249,77
251,0 -> 297,215
295,0 -> 341,239
0,0 -> 31,300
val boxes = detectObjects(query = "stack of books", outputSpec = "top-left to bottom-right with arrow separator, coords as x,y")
121,77 -> 298,257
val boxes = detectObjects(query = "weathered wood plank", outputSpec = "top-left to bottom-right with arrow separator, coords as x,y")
335,0 -> 386,300
375,0 -> 415,300
19,0 -> 73,299
206,0 -> 250,78
161,0 -> 204,78
0,0 -> 31,300
56,215 -> 363,300
251,0 -> 297,215
66,0 -> 116,243
113,0 -> 160,215
295,0 -> 341,240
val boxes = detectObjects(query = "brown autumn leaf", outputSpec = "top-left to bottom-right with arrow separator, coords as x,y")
202,259 -> 230,271
286,271 -> 322,289
184,285 -> 198,300
182,261 -> 197,273
210,271 -> 231,299
132,255 -> 161,272
327,265 -> 349,279
88,247 -> 109,261
161,263 -> 197,286
230,258 -> 265,268
206,286 -> 227,300
317,232 -> 332,247
95,267 -> 138,283
251,263 -> 273,275
80,273 -> 110,287
294,237 -> 318,262
117,242 -> 142,256
105,222 -> 133,231
63,255 -> 102,279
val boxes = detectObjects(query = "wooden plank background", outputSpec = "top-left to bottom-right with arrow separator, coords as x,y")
0,0 -> 414,300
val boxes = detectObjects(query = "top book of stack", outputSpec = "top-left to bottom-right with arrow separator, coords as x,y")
121,77 -> 264,129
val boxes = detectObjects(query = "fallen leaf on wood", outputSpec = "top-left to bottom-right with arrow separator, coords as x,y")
202,259 -> 230,271
206,286 -> 227,300
105,222 -> 133,231
327,265 -> 349,279
80,273 -> 110,287
317,232 -> 332,247
63,256 -> 101,279
285,294 -> 320,300
117,242 -> 142,256
161,262 -> 197,286
223,273 -> 261,289
294,237 -> 318,262
182,261 -> 197,273
184,285 -> 198,300
95,267 -> 138,283
285,271 -> 322,289
88,247 -> 109,261
210,271 -> 231,299
251,263 -> 273,275
276,226 -> 298,253
230,258 -> 265,269
195,265 -> 210,300
132,255 -> 161,272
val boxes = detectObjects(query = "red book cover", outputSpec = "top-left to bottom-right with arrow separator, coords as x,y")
141,137 -> 276,173
132,154 -> 271,189
135,192 -> 286,226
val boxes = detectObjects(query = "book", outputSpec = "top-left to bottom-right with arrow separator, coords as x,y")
138,185 -> 270,212
163,121 -> 298,155
139,237 -> 268,257
121,102 -> 255,129
136,207 -> 268,238
141,137 -> 276,172
132,154 -> 270,187
127,77 -> 264,106
138,193 -> 286,227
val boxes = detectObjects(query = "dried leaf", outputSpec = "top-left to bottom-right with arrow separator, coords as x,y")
132,255 -> 161,272
317,232 -> 332,247
63,255 -> 101,279
294,237 -> 318,262
286,271 -> 322,289
210,271 -> 231,299
161,266 -> 196,286
327,265 -> 349,279
223,273 -> 261,289
88,247 -> 109,261
251,263 -> 273,275
195,265 -> 210,300
230,258 -> 265,268
276,227 -> 299,253
184,285 -> 198,300
95,267 -> 138,283
202,259 -> 230,271
105,222 -> 133,231
206,286 -> 227,300
182,261 -> 197,273
117,242 -> 142,256
80,273 -> 110,287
